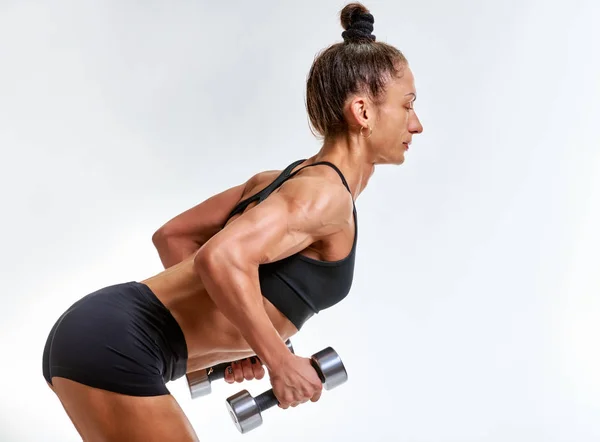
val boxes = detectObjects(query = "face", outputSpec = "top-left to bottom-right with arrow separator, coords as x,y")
350,65 -> 424,165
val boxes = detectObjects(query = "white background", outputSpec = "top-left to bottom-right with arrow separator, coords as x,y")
1,1 -> 599,441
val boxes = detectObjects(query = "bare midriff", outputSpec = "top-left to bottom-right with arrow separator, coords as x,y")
141,256 -> 298,373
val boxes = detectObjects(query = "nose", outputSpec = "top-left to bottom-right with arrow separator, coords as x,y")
409,112 -> 423,135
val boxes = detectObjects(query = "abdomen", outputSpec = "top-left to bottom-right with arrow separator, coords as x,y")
141,257 -> 298,360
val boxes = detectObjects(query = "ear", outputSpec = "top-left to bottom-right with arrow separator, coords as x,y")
345,95 -> 373,129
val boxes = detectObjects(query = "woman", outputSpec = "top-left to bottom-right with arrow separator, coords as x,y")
42,3 -> 423,440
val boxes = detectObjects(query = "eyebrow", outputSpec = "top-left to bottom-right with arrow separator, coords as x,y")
405,92 -> 417,101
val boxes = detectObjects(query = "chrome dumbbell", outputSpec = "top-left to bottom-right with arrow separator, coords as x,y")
186,339 -> 295,398
225,346 -> 348,434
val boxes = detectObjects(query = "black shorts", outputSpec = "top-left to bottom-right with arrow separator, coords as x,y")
42,281 -> 188,397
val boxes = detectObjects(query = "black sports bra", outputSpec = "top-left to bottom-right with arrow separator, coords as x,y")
226,159 -> 358,330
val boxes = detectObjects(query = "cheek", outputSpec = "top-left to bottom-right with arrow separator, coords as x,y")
391,113 -> 408,136
380,110 -> 401,134
377,107 -> 406,140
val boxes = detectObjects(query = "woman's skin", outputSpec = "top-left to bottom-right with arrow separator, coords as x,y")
152,182 -> 267,384
46,64 -> 423,441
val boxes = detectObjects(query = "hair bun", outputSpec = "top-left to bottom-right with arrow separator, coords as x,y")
340,3 -> 376,43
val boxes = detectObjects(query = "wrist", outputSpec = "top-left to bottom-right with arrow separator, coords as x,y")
266,350 -> 297,374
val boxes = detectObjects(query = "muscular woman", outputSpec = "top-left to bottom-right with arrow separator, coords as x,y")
42,3 -> 423,440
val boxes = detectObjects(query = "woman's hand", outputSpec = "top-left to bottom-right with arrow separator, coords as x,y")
268,354 -> 323,409
224,357 -> 266,384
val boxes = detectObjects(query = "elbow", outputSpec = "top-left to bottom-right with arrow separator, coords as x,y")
152,228 -> 166,248
193,242 -> 224,280
194,240 -> 248,281
152,222 -> 175,244
152,224 -> 173,247
152,224 -> 182,251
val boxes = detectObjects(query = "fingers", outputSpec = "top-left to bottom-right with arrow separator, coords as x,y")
223,357 -> 265,384
241,358 -> 254,381
277,386 -> 320,409
276,391 -> 296,409
278,401 -> 301,409
223,361 -> 244,383
223,365 -> 235,384
310,387 -> 322,403
251,357 -> 266,380
231,361 -> 245,383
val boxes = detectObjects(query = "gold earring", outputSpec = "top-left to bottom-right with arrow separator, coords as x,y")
360,125 -> 372,138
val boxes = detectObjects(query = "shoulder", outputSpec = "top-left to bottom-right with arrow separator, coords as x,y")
277,167 -> 354,235
244,169 -> 280,193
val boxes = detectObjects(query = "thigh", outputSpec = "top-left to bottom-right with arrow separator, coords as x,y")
51,377 -> 199,442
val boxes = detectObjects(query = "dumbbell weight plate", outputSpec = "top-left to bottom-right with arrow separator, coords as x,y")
311,347 -> 348,390
226,390 -> 263,434
186,369 -> 211,398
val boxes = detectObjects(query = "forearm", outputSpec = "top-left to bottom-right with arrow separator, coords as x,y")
195,255 -> 293,372
153,232 -> 203,269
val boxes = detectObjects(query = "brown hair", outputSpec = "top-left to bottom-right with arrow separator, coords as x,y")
306,3 -> 407,138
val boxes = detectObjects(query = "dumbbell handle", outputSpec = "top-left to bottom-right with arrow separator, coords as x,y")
252,358 -> 323,413
255,389 -> 278,412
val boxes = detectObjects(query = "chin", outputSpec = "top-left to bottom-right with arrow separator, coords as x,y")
397,146 -> 408,164
394,151 -> 406,165
376,149 -> 406,165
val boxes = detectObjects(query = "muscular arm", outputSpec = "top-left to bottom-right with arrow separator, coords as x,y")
152,181 -> 251,374
152,183 -> 247,268
194,178 -> 353,372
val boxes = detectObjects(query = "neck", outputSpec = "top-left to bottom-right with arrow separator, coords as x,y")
306,133 -> 375,200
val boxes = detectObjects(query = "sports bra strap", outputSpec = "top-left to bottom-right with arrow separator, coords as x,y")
226,159 -> 353,221
288,161 -> 352,196
227,159 -> 305,219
